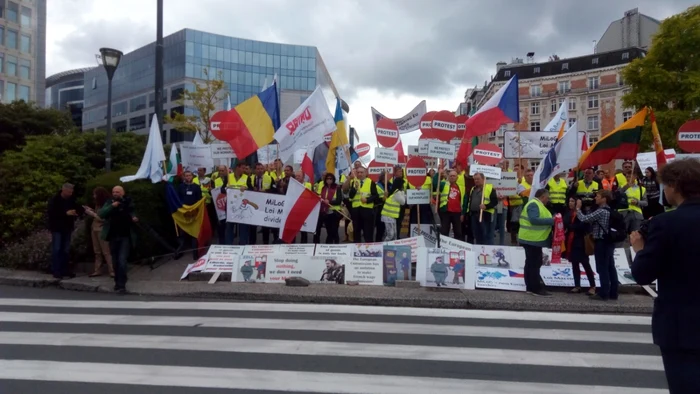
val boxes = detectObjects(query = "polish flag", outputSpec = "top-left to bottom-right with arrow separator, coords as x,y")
301,150 -> 314,182
280,178 -> 321,243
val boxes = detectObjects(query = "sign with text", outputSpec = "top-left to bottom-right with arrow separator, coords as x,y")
355,143 -> 371,157
374,147 -> 399,165
472,143 -> 503,166
257,144 -> 279,164
210,143 -> 237,159
427,141 -> 456,160
181,143 -> 215,171
203,245 -> 244,273
677,120 -> 700,153
469,164 -> 502,179
226,189 -> 316,232
431,110 -> 458,142
493,171 -> 518,197
375,118 -> 400,148
264,255 -> 335,284
406,156 -> 427,188
406,189 -> 430,205
419,111 -> 437,139
504,131 -> 586,159
371,100 -> 427,134
367,159 -> 393,182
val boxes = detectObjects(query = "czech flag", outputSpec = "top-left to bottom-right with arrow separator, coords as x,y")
165,184 -> 212,257
508,270 -> 524,278
210,83 -> 280,159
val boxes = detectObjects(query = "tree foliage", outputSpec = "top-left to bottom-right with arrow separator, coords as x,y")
0,101 -> 76,154
164,67 -> 227,143
621,5 -> 700,150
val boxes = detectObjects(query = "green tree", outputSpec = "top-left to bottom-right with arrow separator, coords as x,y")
621,5 -> 700,150
0,101 -> 76,154
164,67 -> 227,143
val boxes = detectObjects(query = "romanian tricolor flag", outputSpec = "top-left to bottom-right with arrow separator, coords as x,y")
649,109 -> 667,170
578,107 -> 647,169
325,98 -> 349,175
165,184 -> 212,257
210,83 -> 280,159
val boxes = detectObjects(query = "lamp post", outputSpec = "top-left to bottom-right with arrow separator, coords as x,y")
100,47 -> 123,172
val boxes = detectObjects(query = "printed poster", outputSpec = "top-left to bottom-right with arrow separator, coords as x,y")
383,245 -> 412,285
264,255 -> 344,284
203,245 -> 244,273
420,248 -> 462,289
346,243 -> 383,285
235,255 -> 258,282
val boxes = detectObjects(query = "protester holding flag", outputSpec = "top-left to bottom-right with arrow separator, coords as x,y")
315,173 -> 343,244
98,186 -> 138,294
343,167 -> 379,242
176,171 -> 204,259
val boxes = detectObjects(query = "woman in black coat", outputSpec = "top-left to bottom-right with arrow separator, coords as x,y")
563,197 -> 596,295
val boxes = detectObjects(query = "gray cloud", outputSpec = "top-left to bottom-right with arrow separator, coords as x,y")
49,0 -> 697,103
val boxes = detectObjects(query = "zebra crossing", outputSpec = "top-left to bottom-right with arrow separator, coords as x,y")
0,297 -> 667,393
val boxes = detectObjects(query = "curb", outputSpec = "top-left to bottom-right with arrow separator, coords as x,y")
0,276 -> 59,288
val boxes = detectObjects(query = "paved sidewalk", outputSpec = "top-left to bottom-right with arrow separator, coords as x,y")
0,262 -> 653,314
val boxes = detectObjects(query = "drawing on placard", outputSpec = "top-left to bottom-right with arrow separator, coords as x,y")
476,246 -> 511,268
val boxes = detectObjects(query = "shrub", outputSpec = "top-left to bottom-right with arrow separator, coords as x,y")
85,167 -> 177,262
0,230 -> 52,271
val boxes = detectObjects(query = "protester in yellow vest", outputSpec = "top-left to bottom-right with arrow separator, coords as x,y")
247,163 -> 274,245
613,161 -> 634,191
437,169 -> 467,240
226,162 -> 250,245
316,173 -> 343,244
574,168 -> 600,209
546,173 -> 567,216
618,176 -> 647,234
518,188 -> 554,297
342,167 -> 379,242
467,173 -> 498,245
193,167 -> 212,203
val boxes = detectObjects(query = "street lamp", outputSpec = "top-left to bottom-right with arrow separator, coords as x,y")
100,47 -> 123,172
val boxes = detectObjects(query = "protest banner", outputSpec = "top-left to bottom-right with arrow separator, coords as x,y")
427,141 -> 456,160
203,245 -> 245,273
180,142 -> 215,171
371,100 -> 426,134
226,189 -> 316,232
264,255 -> 341,284
406,189 -> 430,205
210,143 -> 237,160
493,172 -> 518,197
346,244 -> 383,286
504,131 -> 586,159
469,164 -> 502,179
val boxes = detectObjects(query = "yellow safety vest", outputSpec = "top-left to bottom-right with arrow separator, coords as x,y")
351,179 -> 374,209
227,173 -> 249,188
192,177 -> 212,203
381,190 -> 402,218
615,173 -> 628,189
469,183 -> 495,214
456,170 -> 466,190
439,181 -> 466,211
315,180 -> 324,195
622,185 -> 645,214
518,198 -> 553,242
576,180 -> 599,196
547,178 -> 567,205
250,173 -> 273,191
509,178 -> 530,206
304,182 -> 312,190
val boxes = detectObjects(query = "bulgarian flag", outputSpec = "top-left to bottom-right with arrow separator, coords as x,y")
166,143 -> 183,182
578,107 -> 647,169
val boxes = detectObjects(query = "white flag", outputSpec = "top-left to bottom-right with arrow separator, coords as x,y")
530,121 -> 580,199
543,98 -> 568,133
120,114 -> 166,183
274,87 -> 335,162
192,131 -> 204,146
371,100 -> 427,134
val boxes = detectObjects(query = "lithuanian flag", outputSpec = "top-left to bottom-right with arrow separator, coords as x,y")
577,108 -> 647,169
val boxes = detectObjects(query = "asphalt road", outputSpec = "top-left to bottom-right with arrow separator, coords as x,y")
0,285 -> 667,393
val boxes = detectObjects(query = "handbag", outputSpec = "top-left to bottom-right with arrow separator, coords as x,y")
393,190 -> 406,205
584,234 -> 595,256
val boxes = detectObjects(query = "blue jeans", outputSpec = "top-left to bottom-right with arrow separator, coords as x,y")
495,212 -> 506,245
470,213 -> 494,245
109,237 -> 130,290
226,223 -> 249,245
594,239 -> 617,299
51,231 -> 72,277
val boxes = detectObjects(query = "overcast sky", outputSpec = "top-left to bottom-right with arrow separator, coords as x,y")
47,0 -> 695,149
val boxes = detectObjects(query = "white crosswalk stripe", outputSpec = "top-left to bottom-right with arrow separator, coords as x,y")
0,297 -> 667,393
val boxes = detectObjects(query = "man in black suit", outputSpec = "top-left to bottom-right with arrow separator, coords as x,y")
631,159 -> 700,393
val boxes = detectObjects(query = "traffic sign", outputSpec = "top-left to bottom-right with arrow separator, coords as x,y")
419,111 -> 437,139
375,118 -> 399,148
473,143 -> 503,166
677,120 -> 700,153
455,114 -> 468,138
431,110 -> 458,142
367,159 -> 393,183
406,156 -> 427,188
355,143 -> 371,157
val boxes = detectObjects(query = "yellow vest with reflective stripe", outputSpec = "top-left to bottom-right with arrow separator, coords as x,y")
351,179 -> 374,209
250,173 -> 272,191
192,177 -> 212,203
439,182 -> 466,211
469,183 -> 495,214
213,176 -> 225,188
576,180 -> 599,195
622,185 -> 645,214
509,178 -> 529,206
381,190 -> 401,218
615,173 -> 628,189
315,181 -> 324,195
228,173 -> 248,188
547,178 -> 567,205
518,198 -> 553,242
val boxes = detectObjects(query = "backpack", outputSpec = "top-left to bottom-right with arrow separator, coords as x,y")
603,207 -> 627,243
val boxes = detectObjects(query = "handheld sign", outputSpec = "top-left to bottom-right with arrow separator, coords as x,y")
375,118 -> 400,148
355,143 -> 371,157
367,159 -> 393,182
431,110 -> 459,142
455,114 -> 468,138
419,111 -> 437,139
677,120 -> 700,153
473,143 -> 503,166
406,156 -> 427,188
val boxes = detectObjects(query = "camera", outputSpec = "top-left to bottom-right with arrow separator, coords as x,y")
638,219 -> 650,241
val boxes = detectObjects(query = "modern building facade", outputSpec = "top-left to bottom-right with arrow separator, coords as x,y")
0,0 -> 46,106
45,67 -> 93,128
81,28 -> 340,143
596,8 -> 661,53
475,47 -> 644,167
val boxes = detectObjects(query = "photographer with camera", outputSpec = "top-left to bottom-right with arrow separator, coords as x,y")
631,159 -> 700,393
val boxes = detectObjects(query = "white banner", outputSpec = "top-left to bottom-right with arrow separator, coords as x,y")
427,141 -> 456,160
257,144 -> 279,164
504,131 -> 586,159
493,171 -> 518,197
406,189 -> 430,205
265,255 -> 342,284
374,147 -> 399,164
180,142 -> 215,171
210,143 -> 237,159
371,100 -> 427,134
469,164 -> 502,179
225,189 -> 316,232
275,87 -> 336,162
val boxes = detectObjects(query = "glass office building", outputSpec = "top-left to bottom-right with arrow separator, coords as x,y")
82,28 -> 340,143
45,67 -> 93,128
0,0 -> 47,106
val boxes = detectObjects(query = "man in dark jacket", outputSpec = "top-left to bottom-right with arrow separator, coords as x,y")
176,171 -> 203,259
631,159 -> 700,393
47,183 -> 83,279
99,186 -> 138,293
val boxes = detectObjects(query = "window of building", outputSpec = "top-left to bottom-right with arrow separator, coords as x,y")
20,34 -> 30,53
530,121 -> 541,131
6,30 -> 17,50
623,111 -> 633,122
0,28 -> 4,47
112,101 -> 127,117
6,55 -> 16,76
559,97 -> 565,107
587,115 -> 599,130
0,81 -> 3,103
588,76 -> 599,90
531,101 -> 540,115
550,99 -> 558,113
592,57 -> 599,65
0,53 -> 3,74
128,116 -> 147,131
568,118 -> 577,128
504,70 -> 511,77
6,2 -> 18,23
129,95 -> 147,112
589,136 -> 599,145
170,85 -> 184,101
619,75 -> 625,86
19,58 -> 29,79
530,85 -> 541,97
622,52 -> 629,60
6,82 -> 16,102
0,4 -> 3,18
588,95 -> 598,109
91,77 -> 97,90
114,120 -> 128,133
562,63 -> 569,71
171,106 -> 185,117
533,66 -> 540,74
20,6 -> 31,27
568,98 -> 576,111
18,85 -> 28,102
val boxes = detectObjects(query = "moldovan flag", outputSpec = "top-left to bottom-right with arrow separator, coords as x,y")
649,109 -> 667,170
165,183 -> 212,257
279,178 -> 321,243
578,107 -> 647,169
